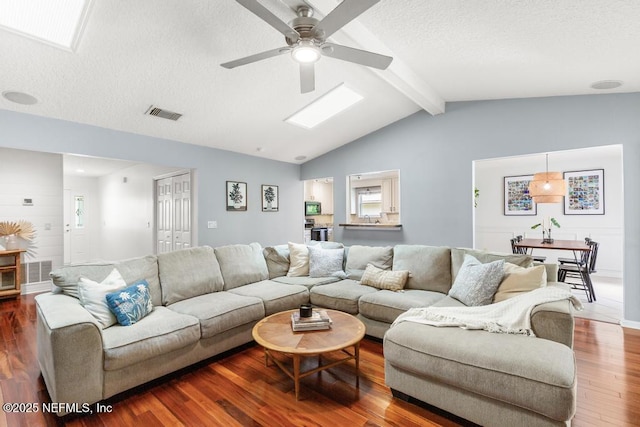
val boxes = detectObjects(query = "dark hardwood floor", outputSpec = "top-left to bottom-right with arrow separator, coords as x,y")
1,294 -> 640,426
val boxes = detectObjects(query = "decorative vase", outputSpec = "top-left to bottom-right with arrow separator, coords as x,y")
5,234 -> 19,250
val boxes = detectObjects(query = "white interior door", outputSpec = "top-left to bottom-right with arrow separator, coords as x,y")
173,174 -> 191,250
156,173 -> 191,254
156,177 -> 173,254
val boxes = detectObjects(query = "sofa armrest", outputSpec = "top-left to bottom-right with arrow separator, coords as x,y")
530,284 -> 575,348
35,293 -> 104,414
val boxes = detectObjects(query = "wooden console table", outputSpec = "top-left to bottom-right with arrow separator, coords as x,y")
0,249 -> 26,299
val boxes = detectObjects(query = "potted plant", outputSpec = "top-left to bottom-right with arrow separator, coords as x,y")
531,217 -> 560,243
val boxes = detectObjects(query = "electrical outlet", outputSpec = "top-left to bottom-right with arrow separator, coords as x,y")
207,221 -> 218,229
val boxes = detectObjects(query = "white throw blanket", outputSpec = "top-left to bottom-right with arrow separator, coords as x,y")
392,286 -> 583,336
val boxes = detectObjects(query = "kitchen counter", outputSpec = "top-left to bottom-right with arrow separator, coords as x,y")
338,223 -> 402,229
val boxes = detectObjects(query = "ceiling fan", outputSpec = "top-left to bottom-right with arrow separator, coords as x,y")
221,0 -> 393,93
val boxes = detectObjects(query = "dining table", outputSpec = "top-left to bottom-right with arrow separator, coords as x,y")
513,238 -> 594,301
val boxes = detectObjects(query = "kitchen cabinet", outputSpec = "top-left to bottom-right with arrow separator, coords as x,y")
382,177 -> 399,213
0,250 -> 25,299
304,179 -> 334,215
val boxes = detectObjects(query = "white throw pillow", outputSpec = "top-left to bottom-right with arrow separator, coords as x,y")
448,255 -> 504,306
493,263 -> 548,303
287,242 -> 310,277
77,268 -> 127,328
308,245 -> 346,278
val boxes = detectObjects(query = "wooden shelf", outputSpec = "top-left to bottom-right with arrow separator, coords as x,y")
0,250 -> 26,299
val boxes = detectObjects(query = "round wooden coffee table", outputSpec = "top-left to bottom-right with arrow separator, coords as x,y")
252,309 -> 365,400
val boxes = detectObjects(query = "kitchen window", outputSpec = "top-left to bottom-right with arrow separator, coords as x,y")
357,187 -> 382,218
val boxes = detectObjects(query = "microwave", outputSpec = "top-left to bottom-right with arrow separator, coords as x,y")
305,201 -> 321,216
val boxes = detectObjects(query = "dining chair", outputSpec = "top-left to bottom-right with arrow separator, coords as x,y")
512,235 -> 547,263
557,237 -> 592,267
558,240 -> 598,302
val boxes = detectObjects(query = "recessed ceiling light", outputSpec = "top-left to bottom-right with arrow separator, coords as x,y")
0,0 -> 92,50
2,91 -> 38,105
76,169 -> 85,173
285,83 -> 364,129
590,80 -> 623,90
295,155 -> 307,161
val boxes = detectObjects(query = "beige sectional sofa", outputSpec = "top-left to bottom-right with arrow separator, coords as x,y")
36,242 -> 577,425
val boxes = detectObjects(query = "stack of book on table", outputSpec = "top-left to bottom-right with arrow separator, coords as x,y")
291,310 -> 333,331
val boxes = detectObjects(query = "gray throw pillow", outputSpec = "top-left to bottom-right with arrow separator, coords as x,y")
308,245 -> 346,278
448,255 -> 504,306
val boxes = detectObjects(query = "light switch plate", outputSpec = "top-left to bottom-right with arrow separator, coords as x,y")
207,221 -> 218,229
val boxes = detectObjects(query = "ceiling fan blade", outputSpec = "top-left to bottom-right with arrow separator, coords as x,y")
300,63 -> 315,93
312,0 -> 379,39
221,46 -> 291,69
236,0 -> 299,42
321,43 -> 392,69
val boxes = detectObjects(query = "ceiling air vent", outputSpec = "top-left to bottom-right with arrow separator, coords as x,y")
145,105 -> 182,121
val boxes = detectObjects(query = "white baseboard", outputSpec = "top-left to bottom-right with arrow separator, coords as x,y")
620,319 -> 640,330
22,281 -> 53,294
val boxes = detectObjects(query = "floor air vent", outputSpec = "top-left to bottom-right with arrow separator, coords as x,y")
145,105 -> 182,121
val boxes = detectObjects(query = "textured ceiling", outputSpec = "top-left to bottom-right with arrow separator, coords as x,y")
1,0 -> 638,164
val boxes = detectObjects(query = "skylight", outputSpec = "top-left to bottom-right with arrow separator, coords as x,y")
0,0 -> 92,51
285,83 -> 364,129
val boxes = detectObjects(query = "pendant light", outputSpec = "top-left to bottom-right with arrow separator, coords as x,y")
528,154 -> 565,203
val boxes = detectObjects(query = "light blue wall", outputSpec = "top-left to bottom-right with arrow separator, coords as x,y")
301,93 -> 640,324
0,110 -> 303,248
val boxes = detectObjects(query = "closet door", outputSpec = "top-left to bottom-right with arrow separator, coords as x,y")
156,177 -> 173,254
156,173 -> 192,254
173,173 -> 191,250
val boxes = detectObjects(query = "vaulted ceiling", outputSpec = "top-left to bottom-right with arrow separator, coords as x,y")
1,0 -> 638,164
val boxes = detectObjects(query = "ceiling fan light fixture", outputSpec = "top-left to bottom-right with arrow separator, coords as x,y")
291,40 -> 321,64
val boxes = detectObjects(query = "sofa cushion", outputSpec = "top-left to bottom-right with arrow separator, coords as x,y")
168,291 -> 264,338
308,245 -> 346,278
215,243 -> 269,290
384,322 -> 577,421
158,246 -> 224,305
102,306 -> 200,371
361,264 -> 409,291
270,276 -> 340,289
494,263 -> 548,303
392,245 -> 452,293
50,255 -> 162,306
228,280 -> 308,315
451,248 -> 532,283
309,279 -> 378,314
448,255 -> 504,306
106,280 -> 154,326
77,268 -> 127,329
358,289 -> 446,324
345,245 -> 393,280
263,245 -> 290,278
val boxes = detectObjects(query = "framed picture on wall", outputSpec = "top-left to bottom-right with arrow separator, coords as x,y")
226,181 -> 247,211
261,185 -> 278,212
504,175 -> 537,215
564,169 -> 604,215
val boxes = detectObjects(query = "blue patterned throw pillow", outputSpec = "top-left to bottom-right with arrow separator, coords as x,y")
106,280 -> 153,326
